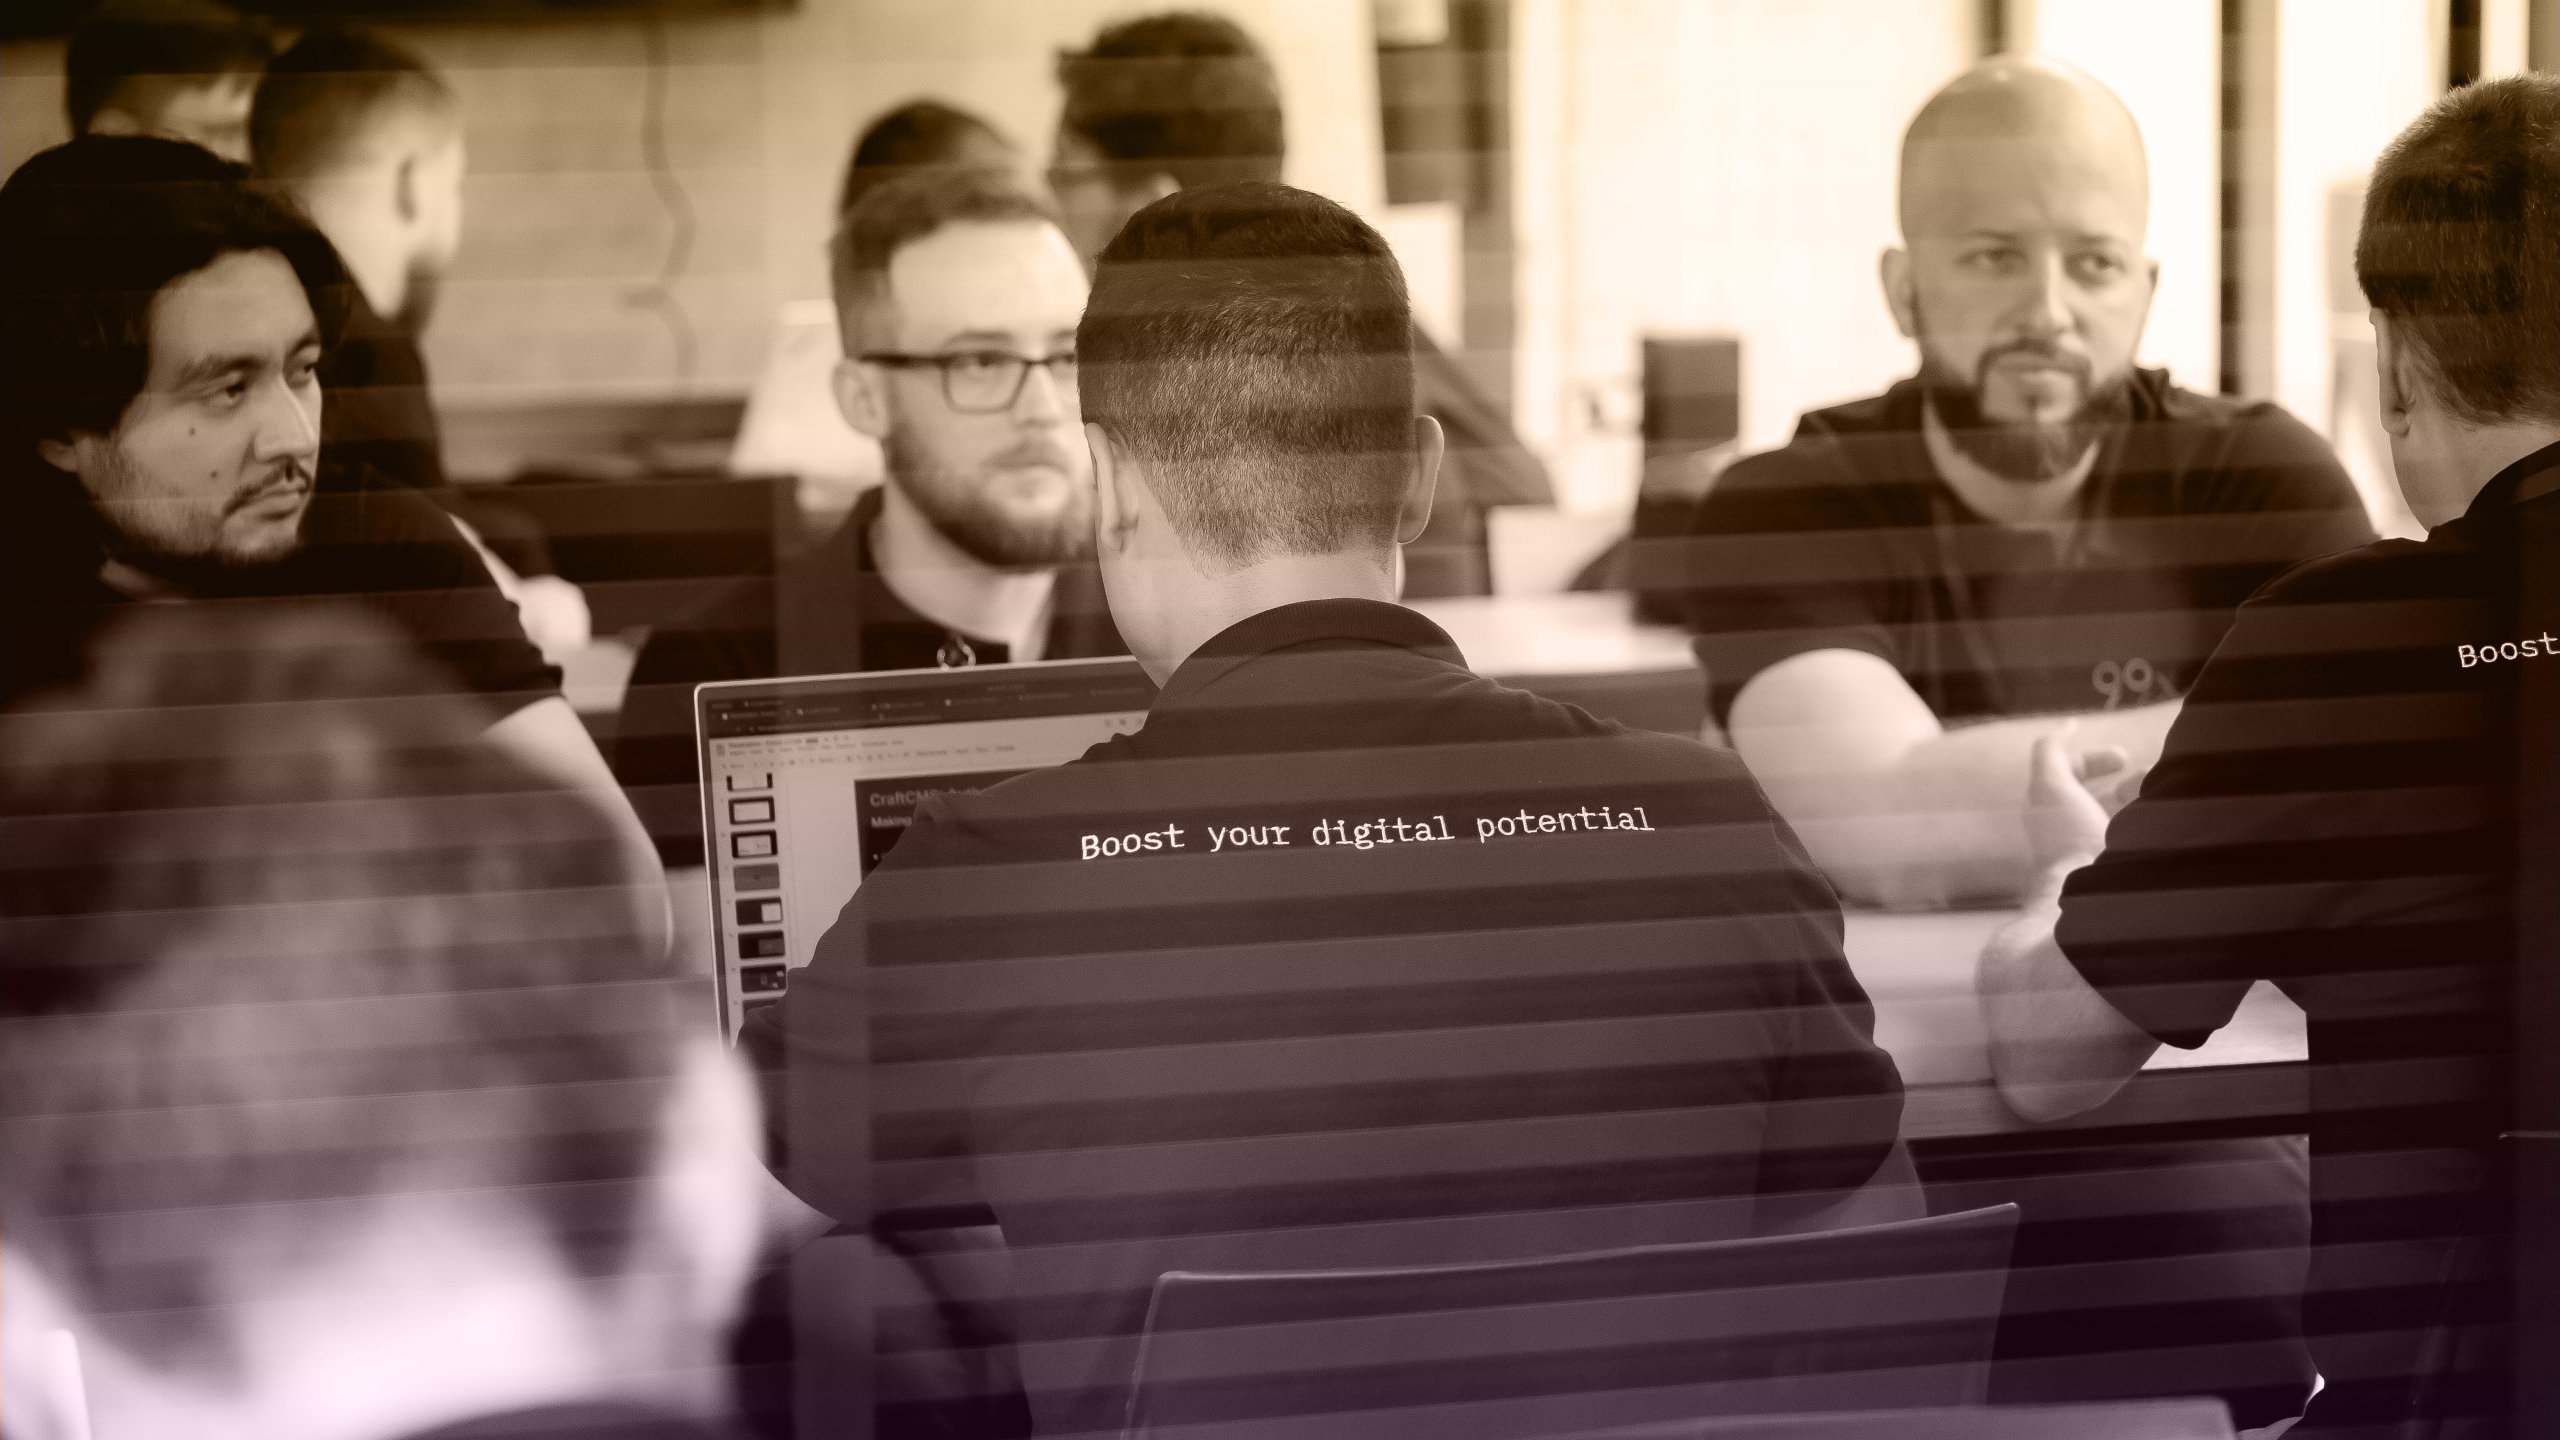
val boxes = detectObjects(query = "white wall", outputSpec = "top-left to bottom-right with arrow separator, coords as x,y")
2016,0 -> 2221,394
2268,0 -> 2439,442
1512,0 -> 1977,512
740,0 -> 1385,339
1,0 -> 1384,405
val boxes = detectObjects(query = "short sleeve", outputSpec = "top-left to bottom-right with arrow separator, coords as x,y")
292,478 -> 559,716
1683,451 -> 1903,726
1752,824 -> 1906,1198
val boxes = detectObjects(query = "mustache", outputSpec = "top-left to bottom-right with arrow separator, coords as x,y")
990,436 -> 1086,472
225,460 -> 315,513
1977,340 -> 2093,391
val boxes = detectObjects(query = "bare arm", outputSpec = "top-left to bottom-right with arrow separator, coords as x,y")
1724,649 -> 2176,908
485,696 -> 673,958
1977,735 -> 2162,1121
1978,887 -> 2161,1121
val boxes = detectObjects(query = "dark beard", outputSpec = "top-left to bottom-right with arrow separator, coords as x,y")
883,426 -> 1092,569
1918,346 -> 2134,484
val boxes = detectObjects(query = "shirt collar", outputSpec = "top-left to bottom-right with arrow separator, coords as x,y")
1154,598 -> 1466,710
2467,440 -> 2560,516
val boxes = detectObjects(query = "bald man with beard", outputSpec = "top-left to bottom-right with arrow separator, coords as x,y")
1682,57 -> 2373,913
1680,57 -> 2373,1430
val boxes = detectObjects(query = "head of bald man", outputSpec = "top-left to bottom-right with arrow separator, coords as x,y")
1882,56 -> 2157,484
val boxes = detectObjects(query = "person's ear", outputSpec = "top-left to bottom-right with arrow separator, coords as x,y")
832,355 -> 890,442
2373,310 -> 2415,439
1088,421 -> 1138,557
393,153 -> 420,225
35,433 -> 101,481
1880,247 -> 1918,339
1394,414 -> 1445,547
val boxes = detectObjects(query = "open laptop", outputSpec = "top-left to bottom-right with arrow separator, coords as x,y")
694,658 -> 1156,1037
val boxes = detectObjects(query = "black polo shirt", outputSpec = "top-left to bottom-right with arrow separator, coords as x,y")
751,598 -> 1902,1436
612,484 -> 1128,866
2057,442 -> 2558,1429
1682,370 -> 2374,725
0,461 -> 557,719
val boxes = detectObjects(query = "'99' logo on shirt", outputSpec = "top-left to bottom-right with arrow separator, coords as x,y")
2091,656 -> 2167,709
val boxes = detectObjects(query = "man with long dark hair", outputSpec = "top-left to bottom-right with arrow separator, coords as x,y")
0,136 -> 665,948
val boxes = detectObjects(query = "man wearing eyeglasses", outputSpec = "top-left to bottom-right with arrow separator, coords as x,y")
615,169 -> 1127,869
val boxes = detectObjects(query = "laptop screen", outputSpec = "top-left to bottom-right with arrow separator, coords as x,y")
695,658 -> 1155,1036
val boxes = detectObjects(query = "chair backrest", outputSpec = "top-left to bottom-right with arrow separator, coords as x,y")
1124,1203 -> 2020,1440
1558,1397 -> 2235,1440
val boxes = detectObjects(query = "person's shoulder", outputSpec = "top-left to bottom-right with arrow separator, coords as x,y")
627,566 -> 783,690
2240,530 -> 2465,611
2142,370 -> 2265,427
293,466 -> 470,558
635,511 -> 861,675
2140,376 -> 2348,476
1440,674 -> 1776,805
1703,385 -> 1921,521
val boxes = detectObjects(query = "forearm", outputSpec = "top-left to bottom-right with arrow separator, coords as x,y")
1978,872 -> 2160,1121
1743,701 -> 2174,908
484,696 -> 674,957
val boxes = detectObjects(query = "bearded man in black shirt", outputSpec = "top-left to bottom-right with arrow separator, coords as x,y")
614,169 -> 1128,870
1683,55 -> 2373,912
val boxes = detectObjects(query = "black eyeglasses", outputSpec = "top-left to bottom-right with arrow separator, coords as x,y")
860,350 -> 1077,414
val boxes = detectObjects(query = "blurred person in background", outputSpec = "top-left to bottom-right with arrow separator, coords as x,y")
615,169 -> 1127,871
0,605 -> 761,1440
0,135 -> 666,952
1983,72 -> 2559,1438
757,182 -> 1912,1438
1682,55 -> 2373,913
1048,9 -> 1551,598
253,24 -> 592,665
837,96 -> 1020,219
64,0 -> 272,163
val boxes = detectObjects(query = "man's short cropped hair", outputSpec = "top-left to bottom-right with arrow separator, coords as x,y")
251,25 -> 458,183
1056,11 -> 1284,189
2355,72 -> 2560,426
0,604 -> 690,1378
65,0 -> 274,137
0,136 -> 349,471
1079,181 -> 1415,570
837,98 -> 1011,220
827,166 -> 1059,353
